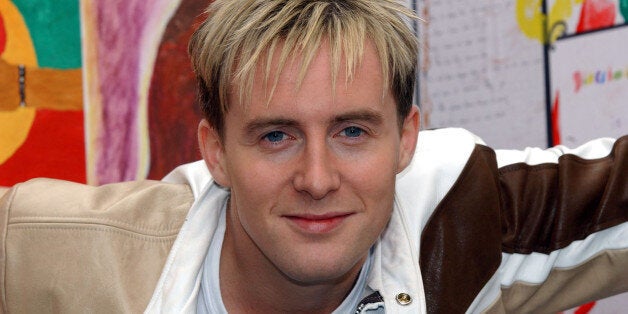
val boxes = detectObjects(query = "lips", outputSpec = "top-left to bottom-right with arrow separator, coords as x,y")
284,213 -> 353,234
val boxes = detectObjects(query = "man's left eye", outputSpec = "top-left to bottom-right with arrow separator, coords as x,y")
341,126 -> 364,138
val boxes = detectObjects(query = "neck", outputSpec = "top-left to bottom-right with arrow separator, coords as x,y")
219,207 -> 365,314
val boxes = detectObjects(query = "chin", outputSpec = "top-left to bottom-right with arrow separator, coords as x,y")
278,255 -> 363,286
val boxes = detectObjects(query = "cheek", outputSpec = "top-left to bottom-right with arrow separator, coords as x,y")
341,154 -> 398,229
340,145 -> 399,191
335,132 -> 401,172
226,155 -> 292,213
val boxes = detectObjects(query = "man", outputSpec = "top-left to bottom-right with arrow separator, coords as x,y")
1,0 -> 626,313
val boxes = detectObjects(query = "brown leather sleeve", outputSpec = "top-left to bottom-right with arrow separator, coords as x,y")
500,136 -> 627,254
420,136 -> 628,314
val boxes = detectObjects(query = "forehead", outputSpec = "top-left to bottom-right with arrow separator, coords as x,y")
230,39 -> 390,114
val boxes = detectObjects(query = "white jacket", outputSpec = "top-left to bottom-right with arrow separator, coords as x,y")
146,128 -> 628,313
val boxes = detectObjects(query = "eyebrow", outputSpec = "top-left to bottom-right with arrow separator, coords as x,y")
244,109 -> 385,133
331,110 -> 384,126
244,118 -> 299,134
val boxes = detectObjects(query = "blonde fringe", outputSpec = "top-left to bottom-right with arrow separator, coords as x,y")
190,0 -> 418,115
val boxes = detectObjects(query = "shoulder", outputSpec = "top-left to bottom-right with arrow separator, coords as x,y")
395,128 -> 489,233
0,178 -> 194,312
0,187 -> 8,200
3,178 -> 194,231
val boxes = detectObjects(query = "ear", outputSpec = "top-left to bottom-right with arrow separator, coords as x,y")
198,119 -> 231,187
397,105 -> 420,174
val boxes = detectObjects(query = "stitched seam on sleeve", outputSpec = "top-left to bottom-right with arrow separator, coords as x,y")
8,223 -> 181,241
9,215 -> 184,235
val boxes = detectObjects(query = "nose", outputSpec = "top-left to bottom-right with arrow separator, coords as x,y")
292,139 -> 341,200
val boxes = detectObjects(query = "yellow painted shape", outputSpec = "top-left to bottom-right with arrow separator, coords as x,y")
516,0 -> 544,42
0,106 -> 35,164
549,0 -> 570,41
550,0 -> 574,26
0,0 -> 37,66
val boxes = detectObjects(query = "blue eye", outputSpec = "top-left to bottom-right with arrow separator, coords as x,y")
264,131 -> 286,142
342,126 -> 363,138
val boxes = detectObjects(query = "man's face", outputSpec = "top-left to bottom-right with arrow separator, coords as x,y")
200,41 -> 419,284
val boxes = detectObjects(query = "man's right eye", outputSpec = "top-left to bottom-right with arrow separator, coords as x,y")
263,131 -> 286,143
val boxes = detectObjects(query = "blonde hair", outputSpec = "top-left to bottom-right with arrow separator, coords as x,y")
189,0 -> 418,135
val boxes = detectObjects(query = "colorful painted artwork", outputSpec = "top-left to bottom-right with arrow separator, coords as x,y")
82,0 -> 208,184
0,0 -> 84,186
82,0 -> 178,184
0,108 -> 85,185
517,0 -> 628,43
146,0 -> 207,180
1,0 -> 208,186
544,0 -> 627,40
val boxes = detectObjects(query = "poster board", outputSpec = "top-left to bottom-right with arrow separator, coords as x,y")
549,26 -> 628,147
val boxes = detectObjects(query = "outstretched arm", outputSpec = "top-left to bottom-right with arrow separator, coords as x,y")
411,131 -> 627,313
480,136 -> 628,313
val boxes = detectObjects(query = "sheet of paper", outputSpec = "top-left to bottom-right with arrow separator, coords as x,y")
416,0 -> 548,148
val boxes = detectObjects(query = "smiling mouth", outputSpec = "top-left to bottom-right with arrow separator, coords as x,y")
284,213 -> 353,234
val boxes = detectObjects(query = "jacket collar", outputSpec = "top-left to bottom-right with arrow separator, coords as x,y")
145,161 -> 229,313
364,197 -> 426,313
